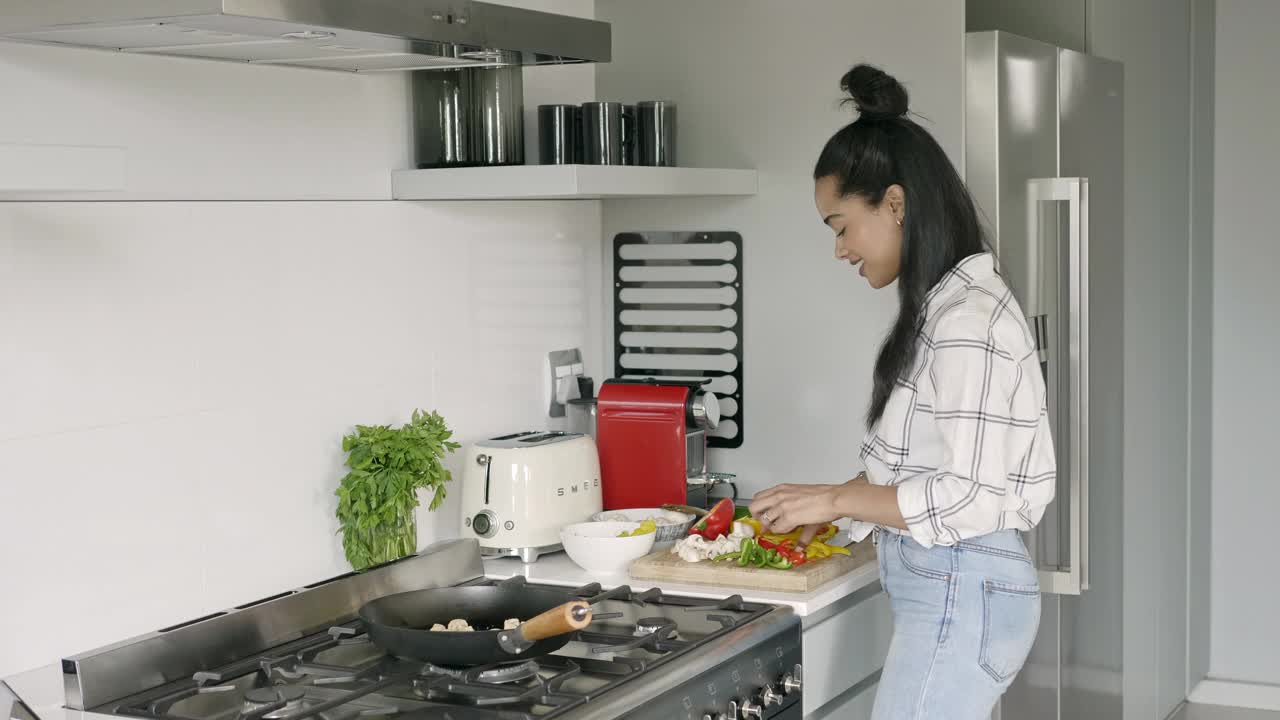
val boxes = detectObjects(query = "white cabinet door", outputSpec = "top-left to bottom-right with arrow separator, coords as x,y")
802,585 -> 891,717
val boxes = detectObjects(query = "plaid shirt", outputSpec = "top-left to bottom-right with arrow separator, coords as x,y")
849,252 -> 1056,547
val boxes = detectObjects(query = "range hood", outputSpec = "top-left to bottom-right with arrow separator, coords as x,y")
0,0 -> 610,72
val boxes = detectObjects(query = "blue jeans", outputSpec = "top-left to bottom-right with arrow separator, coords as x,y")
872,530 -> 1040,720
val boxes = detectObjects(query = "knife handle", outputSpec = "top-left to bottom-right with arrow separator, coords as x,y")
661,503 -> 708,518
518,600 -> 592,642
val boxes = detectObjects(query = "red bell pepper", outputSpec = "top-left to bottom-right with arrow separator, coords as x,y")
756,537 -> 807,566
688,498 -> 735,540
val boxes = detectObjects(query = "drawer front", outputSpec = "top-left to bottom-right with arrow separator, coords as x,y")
801,585 -> 891,716
808,679 -> 878,720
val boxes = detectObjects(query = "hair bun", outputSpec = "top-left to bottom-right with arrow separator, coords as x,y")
841,64 -> 909,120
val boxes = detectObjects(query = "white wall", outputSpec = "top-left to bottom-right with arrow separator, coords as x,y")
0,0 -> 602,678
1209,0 -> 1280,690
594,0 -> 964,498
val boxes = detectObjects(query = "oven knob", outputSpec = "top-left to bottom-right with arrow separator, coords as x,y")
782,663 -> 803,694
761,685 -> 783,707
739,699 -> 763,720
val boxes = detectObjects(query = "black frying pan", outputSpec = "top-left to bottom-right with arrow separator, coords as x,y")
358,586 -> 592,666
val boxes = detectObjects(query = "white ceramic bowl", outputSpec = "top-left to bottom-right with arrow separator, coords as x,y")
589,508 -> 696,545
559,521 -> 656,575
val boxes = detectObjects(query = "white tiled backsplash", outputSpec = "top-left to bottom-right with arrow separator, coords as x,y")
0,200 -> 604,677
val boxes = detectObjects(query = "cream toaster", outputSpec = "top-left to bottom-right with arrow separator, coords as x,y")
460,431 -> 602,563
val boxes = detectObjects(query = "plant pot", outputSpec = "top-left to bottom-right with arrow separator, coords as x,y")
343,508 -> 417,570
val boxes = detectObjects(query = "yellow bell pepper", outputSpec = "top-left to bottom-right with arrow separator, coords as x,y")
759,523 -> 838,546
801,539 -> 851,559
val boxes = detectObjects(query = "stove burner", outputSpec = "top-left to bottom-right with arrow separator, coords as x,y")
242,686 -> 306,719
423,661 -> 541,685
244,687 -> 305,706
633,617 -> 673,636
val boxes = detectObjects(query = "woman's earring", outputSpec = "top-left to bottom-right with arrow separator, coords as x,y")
896,217 -> 903,227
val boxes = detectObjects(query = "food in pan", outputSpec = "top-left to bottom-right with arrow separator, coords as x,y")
426,617 -> 521,632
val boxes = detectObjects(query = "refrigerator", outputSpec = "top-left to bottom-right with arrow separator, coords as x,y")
964,31 -> 1125,720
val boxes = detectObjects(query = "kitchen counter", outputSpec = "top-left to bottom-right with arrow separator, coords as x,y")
483,545 -> 880,620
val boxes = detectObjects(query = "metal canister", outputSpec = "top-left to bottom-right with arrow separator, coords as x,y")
537,104 -> 582,164
581,101 -> 626,165
637,101 -> 677,166
413,66 -> 524,168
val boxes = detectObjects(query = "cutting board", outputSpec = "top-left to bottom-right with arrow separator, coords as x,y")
628,540 -> 877,593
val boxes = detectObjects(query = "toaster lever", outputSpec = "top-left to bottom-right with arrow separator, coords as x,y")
476,454 -> 492,504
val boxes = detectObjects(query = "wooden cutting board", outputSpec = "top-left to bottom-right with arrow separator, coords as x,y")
628,540 -> 876,593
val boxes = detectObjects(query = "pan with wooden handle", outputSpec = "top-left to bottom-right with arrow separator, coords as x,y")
358,586 -> 593,666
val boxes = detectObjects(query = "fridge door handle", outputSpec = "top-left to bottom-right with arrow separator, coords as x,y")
1026,177 -> 1089,596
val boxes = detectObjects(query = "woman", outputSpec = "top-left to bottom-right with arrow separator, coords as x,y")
749,65 -> 1055,719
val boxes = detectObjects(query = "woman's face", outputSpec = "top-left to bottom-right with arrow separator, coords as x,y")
814,175 -> 905,289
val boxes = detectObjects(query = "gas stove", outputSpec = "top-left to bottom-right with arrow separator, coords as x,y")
59,541 -> 802,720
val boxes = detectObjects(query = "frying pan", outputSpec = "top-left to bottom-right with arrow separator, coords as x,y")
358,586 -> 592,666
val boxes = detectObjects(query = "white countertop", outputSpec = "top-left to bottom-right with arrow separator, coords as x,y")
483,546 -> 881,618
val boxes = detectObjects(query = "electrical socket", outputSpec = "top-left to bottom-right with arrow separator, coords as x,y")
545,348 -> 584,418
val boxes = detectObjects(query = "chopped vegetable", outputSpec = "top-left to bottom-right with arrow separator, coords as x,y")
732,506 -> 754,521
759,524 -> 838,547
710,537 -> 794,569
689,498 -> 735,540
671,523 -> 755,562
757,537 -> 808,566
804,539 -> 851,558
618,519 -> 658,537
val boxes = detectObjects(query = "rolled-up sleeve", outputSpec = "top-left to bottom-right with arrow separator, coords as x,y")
895,308 -> 1045,547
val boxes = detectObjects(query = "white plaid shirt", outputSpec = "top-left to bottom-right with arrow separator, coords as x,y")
849,252 -> 1056,548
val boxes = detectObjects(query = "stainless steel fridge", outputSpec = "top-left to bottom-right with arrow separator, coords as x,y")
965,31 -> 1125,720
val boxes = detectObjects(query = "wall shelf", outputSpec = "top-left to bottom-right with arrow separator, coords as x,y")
391,165 -> 757,201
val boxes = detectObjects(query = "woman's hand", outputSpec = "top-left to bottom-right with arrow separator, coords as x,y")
748,483 -> 848,534
749,473 -> 910,534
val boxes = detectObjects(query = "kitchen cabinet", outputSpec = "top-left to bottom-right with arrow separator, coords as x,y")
810,678 -> 879,720
801,583 -> 891,719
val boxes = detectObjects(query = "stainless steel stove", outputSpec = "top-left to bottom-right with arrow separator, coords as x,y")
59,541 -> 802,720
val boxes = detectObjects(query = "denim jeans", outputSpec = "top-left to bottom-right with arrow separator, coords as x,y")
872,529 -> 1040,720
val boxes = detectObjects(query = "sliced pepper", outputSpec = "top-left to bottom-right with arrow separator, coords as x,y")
757,537 -> 807,566
759,523 -> 837,546
803,540 -> 852,559
689,498 -> 735,540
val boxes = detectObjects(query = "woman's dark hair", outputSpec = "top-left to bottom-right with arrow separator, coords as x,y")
814,64 -> 988,426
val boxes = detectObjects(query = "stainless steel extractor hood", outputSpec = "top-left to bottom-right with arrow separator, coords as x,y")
0,0 -> 610,72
